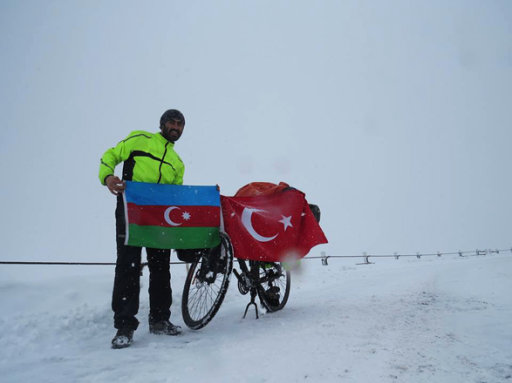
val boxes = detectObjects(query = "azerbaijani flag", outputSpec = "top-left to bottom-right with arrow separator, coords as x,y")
123,181 -> 221,249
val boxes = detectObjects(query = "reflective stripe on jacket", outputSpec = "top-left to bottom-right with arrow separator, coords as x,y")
99,130 -> 184,185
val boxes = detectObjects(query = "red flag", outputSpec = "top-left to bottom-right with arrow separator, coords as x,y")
220,189 -> 328,262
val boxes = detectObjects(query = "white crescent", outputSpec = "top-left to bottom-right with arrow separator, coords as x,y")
164,206 -> 182,226
241,208 -> 278,242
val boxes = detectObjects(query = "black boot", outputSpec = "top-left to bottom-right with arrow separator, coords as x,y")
111,328 -> 134,349
149,320 -> 182,336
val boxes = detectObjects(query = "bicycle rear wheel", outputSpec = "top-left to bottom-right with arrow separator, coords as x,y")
255,261 -> 291,312
181,233 -> 234,329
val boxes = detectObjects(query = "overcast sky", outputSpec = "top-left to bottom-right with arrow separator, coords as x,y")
0,0 -> 510,263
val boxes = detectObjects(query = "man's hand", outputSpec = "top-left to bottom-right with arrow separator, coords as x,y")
105,175 -> 126,196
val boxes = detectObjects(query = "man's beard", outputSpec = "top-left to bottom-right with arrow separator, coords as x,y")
162,128 -> 182,142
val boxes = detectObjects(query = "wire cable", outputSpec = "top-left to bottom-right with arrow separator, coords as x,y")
0,248 -> 510,266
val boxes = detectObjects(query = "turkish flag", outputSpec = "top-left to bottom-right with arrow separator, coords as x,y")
220,189 -> 328,262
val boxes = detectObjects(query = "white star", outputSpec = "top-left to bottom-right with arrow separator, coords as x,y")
279,215 -> 293,231
182,211 -> 191,221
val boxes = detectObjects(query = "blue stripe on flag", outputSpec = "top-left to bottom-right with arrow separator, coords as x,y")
124,181 -> 220,206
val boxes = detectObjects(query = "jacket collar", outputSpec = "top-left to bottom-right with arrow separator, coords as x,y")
157,132 -> 175,147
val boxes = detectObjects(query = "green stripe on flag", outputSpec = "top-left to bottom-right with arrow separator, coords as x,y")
126,224 -> 220,249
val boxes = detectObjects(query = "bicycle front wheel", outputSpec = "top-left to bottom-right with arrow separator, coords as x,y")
181,233 -> 234,330
255,261 -> 291,312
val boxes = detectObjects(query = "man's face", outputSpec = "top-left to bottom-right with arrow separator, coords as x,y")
161,119 -> 184,142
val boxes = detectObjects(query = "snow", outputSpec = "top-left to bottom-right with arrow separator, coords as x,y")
1,253 -> 511,382
1,1 -> 511,382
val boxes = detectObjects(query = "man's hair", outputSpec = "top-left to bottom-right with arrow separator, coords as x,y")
160,109 -> 185,127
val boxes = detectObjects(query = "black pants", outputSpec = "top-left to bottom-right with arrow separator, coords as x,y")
112,196 -> 172,330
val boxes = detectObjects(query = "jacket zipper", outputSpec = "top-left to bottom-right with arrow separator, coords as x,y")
157,142 -> 169,184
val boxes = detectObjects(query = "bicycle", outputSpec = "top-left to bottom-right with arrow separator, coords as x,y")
180,203 -> 320,330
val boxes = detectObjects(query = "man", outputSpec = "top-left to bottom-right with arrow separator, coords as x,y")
99,109 -> 186,349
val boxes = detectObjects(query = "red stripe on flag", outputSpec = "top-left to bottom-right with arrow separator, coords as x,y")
127,203 -> 220,228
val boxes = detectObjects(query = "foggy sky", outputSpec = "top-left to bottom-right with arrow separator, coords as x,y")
0,0 -> 510,263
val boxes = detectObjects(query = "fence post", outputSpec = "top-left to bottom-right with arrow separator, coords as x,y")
357,252 -> 374,265
321,251 -> 328,266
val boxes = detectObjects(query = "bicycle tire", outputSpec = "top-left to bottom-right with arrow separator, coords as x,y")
181,233 -> 234,330
255,261 -> 291,312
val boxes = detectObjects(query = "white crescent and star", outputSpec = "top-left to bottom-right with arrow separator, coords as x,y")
163,206 -> 191,227
241,207 -> 293,242
164,205 -> 291,240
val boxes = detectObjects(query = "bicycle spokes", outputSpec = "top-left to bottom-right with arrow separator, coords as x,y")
181,233 -> 234,330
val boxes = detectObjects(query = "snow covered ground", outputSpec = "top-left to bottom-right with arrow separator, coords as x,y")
1,252 -> 511,383
1,2 -> 510,382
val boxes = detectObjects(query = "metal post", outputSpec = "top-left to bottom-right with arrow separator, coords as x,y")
321,251 -> 328,266
357,252 -> 374,265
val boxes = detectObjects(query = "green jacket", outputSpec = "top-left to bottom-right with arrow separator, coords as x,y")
99,130 -> 184,185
